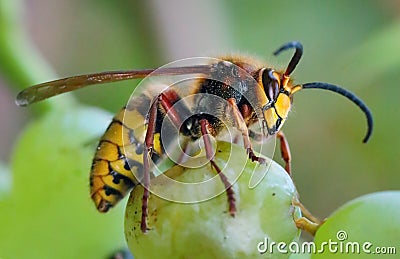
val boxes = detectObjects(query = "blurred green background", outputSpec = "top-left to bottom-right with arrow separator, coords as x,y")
1,0 -> 399,258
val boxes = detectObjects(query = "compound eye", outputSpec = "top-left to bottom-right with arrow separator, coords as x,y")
262,69 -> 280,101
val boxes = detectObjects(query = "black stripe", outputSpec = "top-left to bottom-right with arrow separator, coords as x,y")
135,143 -> 144,155
128,128 -> 138,145
123,157 -> 144,174
109,169 -> 136,189
103,185 -> 123,198
105,158 -> 137,190
111,119 -> 124,127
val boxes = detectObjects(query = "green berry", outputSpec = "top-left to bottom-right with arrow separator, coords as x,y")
313,191 -> 400,258
125,141 -> 301,259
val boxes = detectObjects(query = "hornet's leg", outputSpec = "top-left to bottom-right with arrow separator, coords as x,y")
276,131 -> 292,176
227,98 -> 266,164
141,96 -> 158,233
141,90 -> 186,232
200,118 -> 236,216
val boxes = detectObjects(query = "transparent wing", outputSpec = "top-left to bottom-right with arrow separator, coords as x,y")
16,65 -> 211,106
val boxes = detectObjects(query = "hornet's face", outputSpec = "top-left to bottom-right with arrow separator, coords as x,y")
258,68 -> 301,135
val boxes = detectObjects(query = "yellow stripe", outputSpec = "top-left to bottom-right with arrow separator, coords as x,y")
95,141 -> 119,161
153,133 -> 162,155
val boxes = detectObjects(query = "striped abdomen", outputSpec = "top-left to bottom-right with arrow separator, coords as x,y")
90,105 -> 162,212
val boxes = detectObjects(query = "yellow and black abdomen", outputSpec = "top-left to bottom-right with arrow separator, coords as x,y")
90,105 -> 162,212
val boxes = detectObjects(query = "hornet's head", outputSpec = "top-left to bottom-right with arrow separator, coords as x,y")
258,41 -> 373,143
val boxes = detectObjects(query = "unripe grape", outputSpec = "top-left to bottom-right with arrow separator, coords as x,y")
125,141 -> 301,259
313,191 -> 400,258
